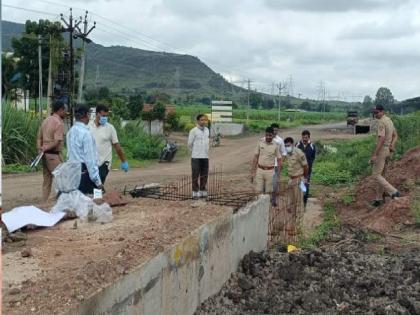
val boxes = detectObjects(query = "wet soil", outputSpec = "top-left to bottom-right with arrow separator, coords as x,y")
196,226 -> 420,315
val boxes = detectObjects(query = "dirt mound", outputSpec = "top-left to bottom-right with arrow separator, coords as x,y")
340,146 -> 420,234
196,240 -> 420,314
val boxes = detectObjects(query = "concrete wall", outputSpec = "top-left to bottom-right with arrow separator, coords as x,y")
212,123 -> 244,136
64,195 -> 269,315
141,120 -> 164,135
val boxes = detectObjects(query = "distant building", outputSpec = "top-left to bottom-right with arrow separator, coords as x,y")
141,104 -> 175,117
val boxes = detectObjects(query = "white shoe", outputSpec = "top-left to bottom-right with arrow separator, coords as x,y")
192,191 -> 200,199
200,190 -> 208,198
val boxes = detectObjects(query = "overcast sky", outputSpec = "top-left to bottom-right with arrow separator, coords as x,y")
4,0 -> 420,100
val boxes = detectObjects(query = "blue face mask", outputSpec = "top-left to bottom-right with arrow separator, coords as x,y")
99,116 -> 108,125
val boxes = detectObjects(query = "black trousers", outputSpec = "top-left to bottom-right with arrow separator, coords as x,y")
79,163 -> 109,194
303,169 -> 312,206
191,158 -> 209,192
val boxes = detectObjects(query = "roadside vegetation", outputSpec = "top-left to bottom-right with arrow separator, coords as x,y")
300,111 -> 420,247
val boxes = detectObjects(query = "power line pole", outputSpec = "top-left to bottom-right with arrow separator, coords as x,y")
76,11 -> 96,104
38,34 -> 43,117
276,82 -> 286,121
247,78 -> 251,124
61,8 -> 81,125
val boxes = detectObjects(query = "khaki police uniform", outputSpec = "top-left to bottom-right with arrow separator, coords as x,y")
37,114 -> 65,202
254,139 -> 281,193
285,148 -> 308,237
372,115 -> 397,199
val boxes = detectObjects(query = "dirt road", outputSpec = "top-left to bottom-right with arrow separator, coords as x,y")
2,122 -> 356,210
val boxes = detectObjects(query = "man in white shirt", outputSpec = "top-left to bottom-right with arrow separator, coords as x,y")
271,123 -> 287,206
188,114 -> 210,199
89,105 -> 128,185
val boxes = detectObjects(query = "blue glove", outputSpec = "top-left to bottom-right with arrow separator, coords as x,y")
121,161 -> 129,172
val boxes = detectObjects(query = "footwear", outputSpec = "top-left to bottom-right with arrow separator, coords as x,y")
391,191 -> 400,199
371,199 -> 384,207
200,190 -> 208,198
192,191 -> 200,199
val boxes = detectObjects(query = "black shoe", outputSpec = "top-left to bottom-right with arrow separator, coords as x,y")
391,191 -> 400,199
371,199 -> 384,207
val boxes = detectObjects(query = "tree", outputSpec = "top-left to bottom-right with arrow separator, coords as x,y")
300,101 -> 312,111
361,95 -> 373,115
374,87 -> 394,108
280,97 -> 291,109
127,94 -> 143,120
2,53 -> 19,100
98,86 -> 110,99
249,92 -> 263,109
363,95 -> 372,105
262,98 -> 274,110
11,20 -> 64,101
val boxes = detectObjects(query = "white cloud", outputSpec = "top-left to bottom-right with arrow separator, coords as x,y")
3,0 -> 420,99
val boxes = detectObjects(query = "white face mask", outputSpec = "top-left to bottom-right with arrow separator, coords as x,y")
286,146 -> 293,154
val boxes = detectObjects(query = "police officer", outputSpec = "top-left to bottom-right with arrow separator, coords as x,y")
284,137 -> 308,238
251,127 -> 282,204
370,105 -> 399,206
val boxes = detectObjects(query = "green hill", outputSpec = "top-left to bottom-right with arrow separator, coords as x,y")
2,20 -> 246,100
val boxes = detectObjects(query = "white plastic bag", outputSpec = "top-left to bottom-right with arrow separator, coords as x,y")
51,190 -> 94,220
299,180 -> 307,193
52,161 -> 81,193
88,203 -> 113,223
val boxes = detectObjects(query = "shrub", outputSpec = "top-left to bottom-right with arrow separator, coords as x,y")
2,104 -> 41,165
166,112 -> 181,130
115,121 -> 164,160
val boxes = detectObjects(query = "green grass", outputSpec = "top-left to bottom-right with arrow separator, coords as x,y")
341,194 -> 354,206
311,137 -> 375,186
3,163 -> 37,174
176,105 -> 345,132
299,202 -> 340,248
310,111 -> 420,187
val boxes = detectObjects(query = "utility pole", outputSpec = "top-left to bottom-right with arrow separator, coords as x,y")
38,34 -> 43,117
276,82 -> 286,121
247,79 -> 251,124
47,34 -> 53,115
61,8 -> 81,125
76,11 -> 96,104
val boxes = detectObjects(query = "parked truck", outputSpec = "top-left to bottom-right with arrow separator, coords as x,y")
347,111 -> 358,126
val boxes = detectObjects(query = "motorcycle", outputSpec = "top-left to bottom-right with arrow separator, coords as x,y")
159,139 -> 178,162
212,131 -> 222,147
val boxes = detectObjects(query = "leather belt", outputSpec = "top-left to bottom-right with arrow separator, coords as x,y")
289,175 -> 303,179
44,150 -> 60,155
258,164 -> 274,170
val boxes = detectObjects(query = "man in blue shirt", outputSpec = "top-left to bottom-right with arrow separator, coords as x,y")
67,106 -> 103,194
296,130 -> 316,208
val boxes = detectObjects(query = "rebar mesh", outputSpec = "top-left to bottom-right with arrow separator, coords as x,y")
125,166 -> 258,211
268,180 -> 304,245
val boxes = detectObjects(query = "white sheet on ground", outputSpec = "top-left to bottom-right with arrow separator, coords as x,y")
2,206 -> 66,233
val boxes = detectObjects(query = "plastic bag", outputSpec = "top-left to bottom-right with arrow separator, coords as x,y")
88,203 -> 113,223
299,180 -> 307,193
51,190 -> 94,220
52,161 -> 81,193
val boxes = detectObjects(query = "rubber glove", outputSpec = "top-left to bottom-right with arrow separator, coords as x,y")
121,161 -> 129,172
